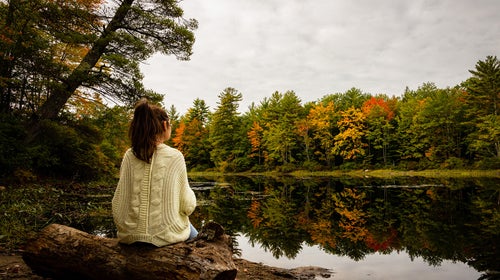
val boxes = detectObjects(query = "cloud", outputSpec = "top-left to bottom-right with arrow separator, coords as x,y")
141,0 -> 500,114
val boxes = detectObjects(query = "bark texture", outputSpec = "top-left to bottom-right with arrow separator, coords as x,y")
22,222 -> 237,280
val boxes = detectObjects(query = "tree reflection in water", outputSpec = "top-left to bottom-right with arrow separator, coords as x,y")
190,176 -> 500,280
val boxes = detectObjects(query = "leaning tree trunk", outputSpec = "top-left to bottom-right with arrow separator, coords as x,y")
34,0 -> 135,122
22,222 -> 237,280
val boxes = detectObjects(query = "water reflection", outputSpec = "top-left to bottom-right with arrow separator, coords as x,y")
189,176 -> 499,280
235,235 -> 480,280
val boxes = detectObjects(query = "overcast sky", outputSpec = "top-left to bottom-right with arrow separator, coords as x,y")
140,0 -> 499,115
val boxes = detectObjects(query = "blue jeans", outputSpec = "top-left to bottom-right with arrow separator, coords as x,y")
188,223 -> 198,240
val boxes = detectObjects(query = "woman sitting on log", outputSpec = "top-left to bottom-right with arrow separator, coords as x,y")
112,98 -> 198,246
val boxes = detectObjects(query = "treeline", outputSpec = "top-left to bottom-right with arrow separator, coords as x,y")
0,1 -> 498,181
5,56 -> 500,181
170,56 -> 499,173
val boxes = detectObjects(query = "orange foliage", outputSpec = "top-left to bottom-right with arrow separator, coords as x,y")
71,92 -> 103,119
334,188 -> 368,241
361,97 -> 395,120
365,228 -> 398,251
172,122 -> 186,153
334,108 -> 367,160
309,220 -> 336,248
426,188 -> 438,200
47,0 -> 105,70
247,199 -> 263,228
425,146 -> 436,159
295,119 -> 310,138
307,101 -> 335,130
247,121 -> 263,155
49,0 -> 103,11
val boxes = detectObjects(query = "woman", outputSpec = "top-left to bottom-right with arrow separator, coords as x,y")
112,98 -> 197,246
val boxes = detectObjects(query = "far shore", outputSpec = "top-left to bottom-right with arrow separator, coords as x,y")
189,169 -> 500,178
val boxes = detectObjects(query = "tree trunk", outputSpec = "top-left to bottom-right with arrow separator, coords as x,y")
34,0 -> 135,122
22,223 -> 237,280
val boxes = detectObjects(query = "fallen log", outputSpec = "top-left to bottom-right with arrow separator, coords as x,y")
22,222 -> 237,280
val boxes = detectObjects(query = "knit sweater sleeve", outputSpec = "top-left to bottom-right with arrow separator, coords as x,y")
175,153 -> 196,216
112,150 -> 132,228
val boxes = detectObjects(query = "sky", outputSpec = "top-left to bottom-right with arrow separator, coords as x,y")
140,0 -> 499,115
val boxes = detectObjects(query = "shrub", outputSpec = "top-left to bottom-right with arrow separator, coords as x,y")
275,163 -> 296,173
0,115 -> 31,180
339,161 -> 359,170
302,160 -> 322,171
30,120 -> 114,180
441,157 -> 465,169
474,157 -> 500,170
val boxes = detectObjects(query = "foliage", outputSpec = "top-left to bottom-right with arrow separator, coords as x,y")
307,101 -> 337,166
333,107 -> 367,161
0,0 -> 196,126
0,4 -> 499,182
170,56 -> 498,173
29,120 -> 110,179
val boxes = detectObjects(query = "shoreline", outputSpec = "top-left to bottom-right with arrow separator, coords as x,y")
189,168 -> 500,178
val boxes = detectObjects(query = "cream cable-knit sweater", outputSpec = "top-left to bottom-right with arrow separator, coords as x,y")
112,144 -> 197,246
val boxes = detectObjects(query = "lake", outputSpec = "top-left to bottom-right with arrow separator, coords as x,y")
185,175 -> 499,280
2,175 -> 499,279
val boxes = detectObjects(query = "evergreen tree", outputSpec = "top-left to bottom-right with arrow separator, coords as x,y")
260,91 -> 303,168
465,56 -> 500,117
209,87 -> 243,171
181,98 -> 211,169
463,56 -> 500,160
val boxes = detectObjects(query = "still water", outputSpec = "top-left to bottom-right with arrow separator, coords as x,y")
26,175 -> 497,280
186,175 -> 499,280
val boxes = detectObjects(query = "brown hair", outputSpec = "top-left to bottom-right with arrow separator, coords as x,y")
129,98 -> 169,163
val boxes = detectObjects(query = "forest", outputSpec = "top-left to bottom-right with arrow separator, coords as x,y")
1,0 -> 499,182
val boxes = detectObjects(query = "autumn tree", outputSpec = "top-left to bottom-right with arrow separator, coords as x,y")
0,0 -> 197,178
394,83 -> 469,168
307,101 -> 338,167
247,121 -> 264,165
172,122 -> 187,155
361,96 -> 397,166
333,107 -> 367,163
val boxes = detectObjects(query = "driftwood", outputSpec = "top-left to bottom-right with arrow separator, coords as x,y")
22,222 -> 237,280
